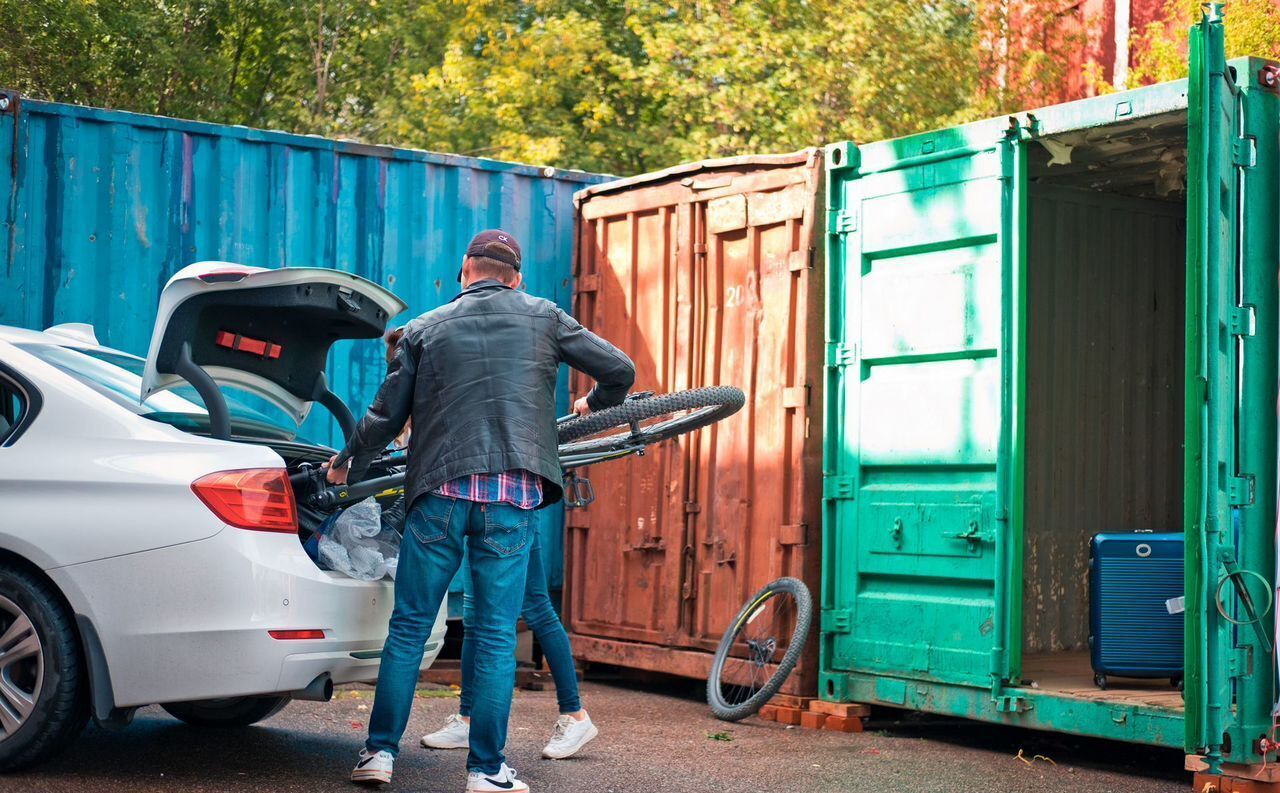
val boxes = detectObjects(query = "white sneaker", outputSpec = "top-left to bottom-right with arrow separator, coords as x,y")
466,762 -> 529,792
421,713 -> 470,750
351,749 -> 394,785
542,713 -> 598,759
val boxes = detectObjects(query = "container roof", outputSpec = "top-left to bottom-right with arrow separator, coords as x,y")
575,149 -> 818,203
14,95 -> 608,185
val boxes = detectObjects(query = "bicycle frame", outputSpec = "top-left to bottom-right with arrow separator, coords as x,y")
306,442 -> 643,510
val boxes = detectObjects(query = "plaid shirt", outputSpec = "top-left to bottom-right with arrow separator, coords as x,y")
433,469 -> 544,510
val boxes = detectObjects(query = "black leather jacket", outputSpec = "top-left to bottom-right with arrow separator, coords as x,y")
334,280 -> 635,509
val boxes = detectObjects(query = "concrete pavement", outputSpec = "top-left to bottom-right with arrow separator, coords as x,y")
7,678 -> 1185,793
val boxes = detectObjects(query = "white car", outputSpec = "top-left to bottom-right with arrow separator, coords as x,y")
0,263 -> 446,769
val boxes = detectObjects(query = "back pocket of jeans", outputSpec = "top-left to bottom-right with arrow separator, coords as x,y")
482,506 -> 531,556
406,496 -> 452,545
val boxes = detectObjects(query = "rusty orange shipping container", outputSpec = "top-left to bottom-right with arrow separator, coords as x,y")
565,151 -> 824,696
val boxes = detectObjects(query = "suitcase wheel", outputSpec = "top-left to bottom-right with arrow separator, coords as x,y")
1093,673 -> 1108,690
1172,676 -> 1183,691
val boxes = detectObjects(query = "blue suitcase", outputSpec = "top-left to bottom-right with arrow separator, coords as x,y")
1088,531 -> 1184,690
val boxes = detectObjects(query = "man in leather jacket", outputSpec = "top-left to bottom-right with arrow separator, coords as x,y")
327,230 -> 634,791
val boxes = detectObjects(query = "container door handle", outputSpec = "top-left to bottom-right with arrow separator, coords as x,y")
944,521 -> 994,545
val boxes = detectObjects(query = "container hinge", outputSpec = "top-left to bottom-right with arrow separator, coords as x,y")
823,475 -> 856,501
994,693 -> 1026,713
1228,645 -> 1253,679
1234,137 -> 1257,168
827,208 -> 857,235
779,523 -> 808,546
782,385 -> 808,410
1228,474 -> 1255,507
822,608 -> 851,634
575,273 -> 600,294
825,342 -> 856,368
1229,304 -> 1256,337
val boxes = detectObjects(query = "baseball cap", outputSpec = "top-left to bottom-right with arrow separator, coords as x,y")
458,229 -> 522,282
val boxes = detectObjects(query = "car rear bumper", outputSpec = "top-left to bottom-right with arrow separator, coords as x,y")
49,528 -> 446,708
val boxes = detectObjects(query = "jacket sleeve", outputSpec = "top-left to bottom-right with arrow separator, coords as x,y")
554,308 -> 636,410
332,330 -> 418,481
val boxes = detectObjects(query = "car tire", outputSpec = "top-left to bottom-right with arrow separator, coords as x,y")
161,696 -> 290,728
0,564 -> 90,771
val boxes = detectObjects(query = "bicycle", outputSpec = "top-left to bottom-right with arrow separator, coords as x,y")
299,385 -> 746,511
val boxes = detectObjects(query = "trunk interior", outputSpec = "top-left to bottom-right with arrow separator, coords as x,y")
1018,110 -> 1188,713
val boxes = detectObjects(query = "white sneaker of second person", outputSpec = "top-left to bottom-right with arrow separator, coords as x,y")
421,713 -> 470,750
542,713 -> 598,759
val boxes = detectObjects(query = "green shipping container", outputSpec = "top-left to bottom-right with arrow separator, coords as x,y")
820,11 -> 1279,770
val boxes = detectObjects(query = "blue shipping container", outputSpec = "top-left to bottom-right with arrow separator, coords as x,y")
0,93 -> 609,597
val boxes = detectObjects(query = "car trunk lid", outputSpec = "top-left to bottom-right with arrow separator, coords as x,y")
141,262 -> 406,431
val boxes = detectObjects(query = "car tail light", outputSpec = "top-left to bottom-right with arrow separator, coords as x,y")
268,630 -> 325,640
192,469 -> 297,532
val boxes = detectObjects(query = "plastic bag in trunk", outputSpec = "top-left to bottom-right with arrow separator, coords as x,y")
317,497 -> 401,580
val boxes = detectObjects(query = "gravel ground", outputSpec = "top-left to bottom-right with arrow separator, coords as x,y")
8,677 -> 1187,793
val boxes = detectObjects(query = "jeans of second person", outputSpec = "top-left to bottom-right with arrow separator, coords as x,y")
365,493 -> 532,774
461,530 -> 582,716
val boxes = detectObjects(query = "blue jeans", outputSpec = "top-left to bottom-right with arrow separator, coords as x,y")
460,530 -> 582,716
366,493 -> 532,775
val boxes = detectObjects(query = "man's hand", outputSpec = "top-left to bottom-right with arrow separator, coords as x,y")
572,396 -> 592,416
325,454 -> 350,485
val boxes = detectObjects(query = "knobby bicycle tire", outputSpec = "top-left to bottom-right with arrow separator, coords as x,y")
557,386 -> 745,456
706,577 -> 812,722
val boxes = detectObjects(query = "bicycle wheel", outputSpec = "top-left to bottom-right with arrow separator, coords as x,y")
707,577 -> 812,722
557,386 -> 745,455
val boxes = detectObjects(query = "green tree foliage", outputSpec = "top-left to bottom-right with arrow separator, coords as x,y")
1129,0 -> 1280,85
0,0 -> 1090,174
373,0 -> 981,173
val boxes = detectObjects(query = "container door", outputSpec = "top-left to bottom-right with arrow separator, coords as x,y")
822,123 -> 1026,693
1184,10 -> 1280,759
682,167 -> 823,667
565,203 -> 691,650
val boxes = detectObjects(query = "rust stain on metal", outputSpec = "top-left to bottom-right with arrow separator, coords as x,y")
565,150 -> 825,696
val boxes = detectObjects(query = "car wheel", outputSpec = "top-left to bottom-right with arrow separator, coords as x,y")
0,565 -> 90,771
161,696 -> 290,728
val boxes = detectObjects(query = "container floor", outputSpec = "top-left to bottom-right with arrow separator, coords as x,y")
1019,652 -> 1184,712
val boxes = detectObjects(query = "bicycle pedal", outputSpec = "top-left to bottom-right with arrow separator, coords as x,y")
562,472 -> 596,509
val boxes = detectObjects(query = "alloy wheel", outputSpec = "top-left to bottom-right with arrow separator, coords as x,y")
0,594 -> 42,740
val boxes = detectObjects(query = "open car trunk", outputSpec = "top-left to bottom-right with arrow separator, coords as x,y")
142,261 -> 406,435
140,261 -> 408,555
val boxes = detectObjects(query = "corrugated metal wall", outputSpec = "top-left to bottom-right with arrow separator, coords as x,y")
566,152 -> 824,695
0,94 -> 608,593
1023,184 -> 1185,653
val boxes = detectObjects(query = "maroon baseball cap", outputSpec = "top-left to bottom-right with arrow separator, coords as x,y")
458,229 -> 521,282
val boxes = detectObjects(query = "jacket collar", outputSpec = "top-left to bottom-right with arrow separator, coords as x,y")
452,279 -> 513,303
